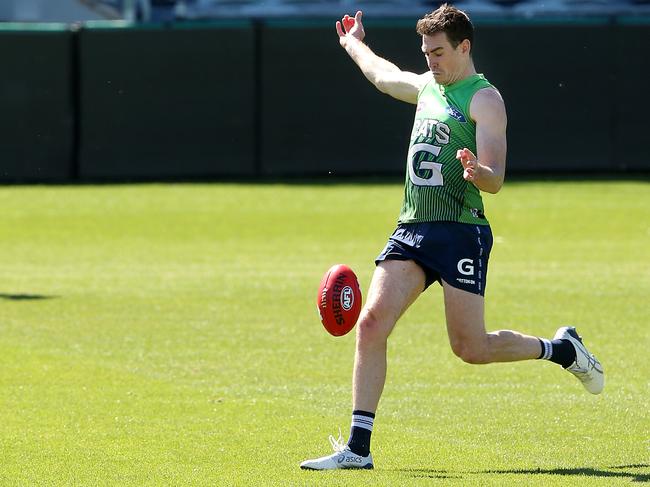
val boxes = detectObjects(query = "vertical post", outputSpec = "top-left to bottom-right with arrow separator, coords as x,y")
139,0 -> 152,22
124,0 -> 152,22
123,0 -> 136,21
253,18 -> 263,177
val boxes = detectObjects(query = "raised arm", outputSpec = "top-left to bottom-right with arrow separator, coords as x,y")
456,87 -> 507,194
336,11 -> 430,104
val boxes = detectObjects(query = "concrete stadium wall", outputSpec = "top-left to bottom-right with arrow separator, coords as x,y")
0,18 -> 648,182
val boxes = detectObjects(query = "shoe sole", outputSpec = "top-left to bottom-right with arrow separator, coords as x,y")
300,464 -> 374,471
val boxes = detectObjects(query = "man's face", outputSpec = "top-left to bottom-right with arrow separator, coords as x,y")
421,32 -> 468,85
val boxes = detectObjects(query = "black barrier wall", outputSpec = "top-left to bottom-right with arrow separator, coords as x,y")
0,26 -> 74,182
0,18 -> 648,182
262,17 -> 650,175
78,22 -> 256,179
76,18 -> 650,178
472,21 -> 614,172
614,20 -> 647,171
260,19 -> 423,176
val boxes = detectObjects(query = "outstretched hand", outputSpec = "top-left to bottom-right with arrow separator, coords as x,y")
457,147 -> 479,183
335,10 -> 365,46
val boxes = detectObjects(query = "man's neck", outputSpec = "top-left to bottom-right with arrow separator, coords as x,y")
444,62 -> 477,86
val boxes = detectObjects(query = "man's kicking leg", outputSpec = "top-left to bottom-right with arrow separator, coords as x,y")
442,280 -> 604,393
300,259 -> 426,470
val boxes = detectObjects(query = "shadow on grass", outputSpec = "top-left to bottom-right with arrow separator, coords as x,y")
0,293 -> 58,301
396,465 -> 650,482
394,468 -> 462,480
476,466 -> 650,483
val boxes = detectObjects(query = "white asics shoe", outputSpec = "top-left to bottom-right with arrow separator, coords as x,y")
300,431 -> 374,470
554,326 -> 604,395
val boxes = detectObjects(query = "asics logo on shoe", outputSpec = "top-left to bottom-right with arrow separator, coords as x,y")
347,457 -> 363,464
574,342 -> 603,374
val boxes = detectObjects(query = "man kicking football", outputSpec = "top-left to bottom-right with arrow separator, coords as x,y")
300,3 -> 604,471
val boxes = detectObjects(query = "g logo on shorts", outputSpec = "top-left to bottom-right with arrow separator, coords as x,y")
457,258 -> 474,275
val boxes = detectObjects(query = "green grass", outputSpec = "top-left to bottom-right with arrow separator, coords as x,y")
0,179 -> 648,486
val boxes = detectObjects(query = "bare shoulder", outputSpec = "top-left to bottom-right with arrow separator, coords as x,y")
472,86 -> 505,105
417,71 -> 433,87
469,86 -> 507,126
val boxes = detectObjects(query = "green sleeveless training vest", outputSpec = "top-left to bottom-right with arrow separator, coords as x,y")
398,73 -> 495,225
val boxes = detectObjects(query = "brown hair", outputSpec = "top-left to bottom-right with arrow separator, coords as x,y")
416,3 -> 474,50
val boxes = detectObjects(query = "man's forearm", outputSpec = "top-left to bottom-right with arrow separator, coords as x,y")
473,162 -> 504,194
342,37 -> 400,87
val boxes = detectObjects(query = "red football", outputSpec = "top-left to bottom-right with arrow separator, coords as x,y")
317,264 -> 362,337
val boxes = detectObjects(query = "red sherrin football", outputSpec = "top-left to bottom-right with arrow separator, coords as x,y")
317,264 -> 362,337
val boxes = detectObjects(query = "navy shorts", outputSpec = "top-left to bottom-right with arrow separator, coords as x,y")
375,222 -> 493,296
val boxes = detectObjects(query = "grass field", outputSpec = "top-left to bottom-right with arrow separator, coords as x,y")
0,179 -> 648,486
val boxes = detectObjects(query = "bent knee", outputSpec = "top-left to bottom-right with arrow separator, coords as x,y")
356,308 -> 392,343
450,339 -> 491,364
